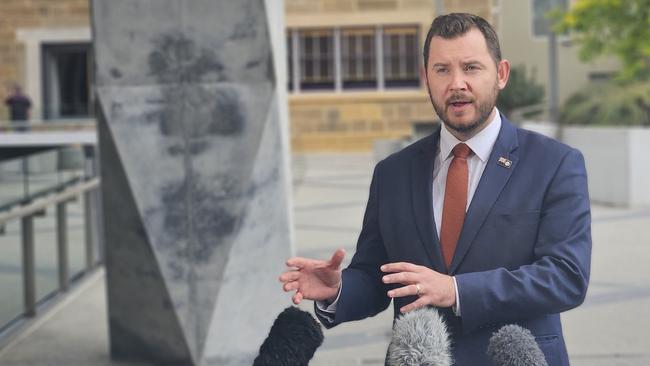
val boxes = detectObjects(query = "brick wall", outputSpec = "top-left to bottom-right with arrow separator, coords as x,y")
286,0 -> 493,19
285,0 -> 493,152
0,0 -> 90,119
1,0 -> 492,152
445,0 -> 493,21
289,92 -> 435,152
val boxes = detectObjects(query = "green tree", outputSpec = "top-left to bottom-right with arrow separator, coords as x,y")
554,0 -> 650,81
560,82 -> 650,126
496,65 -> 545,117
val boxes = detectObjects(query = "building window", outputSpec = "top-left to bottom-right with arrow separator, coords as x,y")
341,28 -> 376,89
532,0 -> 568,37
299,29 -> 335,90
287,25 -> 421,93
383,26 -> 420,88
42,43 -> 94,120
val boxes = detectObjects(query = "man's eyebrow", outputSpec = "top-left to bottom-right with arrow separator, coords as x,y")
432,60 -> 487,68
463,60 -> 486,66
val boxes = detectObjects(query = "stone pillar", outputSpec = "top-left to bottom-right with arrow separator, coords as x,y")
92,1 -> 292,364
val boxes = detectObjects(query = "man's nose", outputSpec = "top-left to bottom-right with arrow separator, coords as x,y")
449,70 -> 467,91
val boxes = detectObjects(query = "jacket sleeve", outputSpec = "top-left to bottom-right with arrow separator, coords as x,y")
315,162 -> 392,328
455,148 -> 592,334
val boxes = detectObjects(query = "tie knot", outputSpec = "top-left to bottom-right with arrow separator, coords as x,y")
452,143 -> 472,159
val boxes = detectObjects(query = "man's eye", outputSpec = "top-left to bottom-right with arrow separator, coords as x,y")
435,68 -> 448,74
465,65 -> 479,71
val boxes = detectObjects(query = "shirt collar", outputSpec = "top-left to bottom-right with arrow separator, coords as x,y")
439,107 -> 502,163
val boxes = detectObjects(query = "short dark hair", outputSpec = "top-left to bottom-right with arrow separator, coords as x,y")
422,13 -> 502,70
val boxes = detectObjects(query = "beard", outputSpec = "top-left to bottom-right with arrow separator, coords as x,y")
428,83 -> 499,137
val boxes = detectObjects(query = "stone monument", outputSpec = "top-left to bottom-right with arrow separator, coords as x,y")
92,1 -> 293,364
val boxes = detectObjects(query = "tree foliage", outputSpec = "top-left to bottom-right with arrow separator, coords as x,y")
496,65 -> 545,117
560,81 -> 650,126
554,0 -> 650,81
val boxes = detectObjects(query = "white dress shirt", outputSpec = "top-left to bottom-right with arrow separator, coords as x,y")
317,108 -> 502,319
436,109 -> 502,316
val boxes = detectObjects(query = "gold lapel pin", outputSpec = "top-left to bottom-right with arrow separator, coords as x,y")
497,157 -> 512,168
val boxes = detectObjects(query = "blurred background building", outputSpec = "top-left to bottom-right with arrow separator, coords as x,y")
0,0 -> 624,332
0,0 -> 91,123
1,0 -> 619,149
3,1 -> 650,365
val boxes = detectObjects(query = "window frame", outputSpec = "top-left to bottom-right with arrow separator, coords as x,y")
341,27 -> 378,90
298,28 -> 336,91
382,25 -> 420,89
287,24 -> 422,94
41,42 -> 94,120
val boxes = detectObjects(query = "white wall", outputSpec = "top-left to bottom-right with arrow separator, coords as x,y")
628,129 -> 650,206
563,127 -> 630,206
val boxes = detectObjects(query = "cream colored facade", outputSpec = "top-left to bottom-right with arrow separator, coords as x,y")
286,0 -> 496,151
496,0 -> 620,114
1,0 -> 620,151
0,0 -> 495,152
0,0 -> 91,121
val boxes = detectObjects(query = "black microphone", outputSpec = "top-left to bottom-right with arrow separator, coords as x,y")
487,324 -> 549,366
253,306 -> 324,366
386,307 -> 452,366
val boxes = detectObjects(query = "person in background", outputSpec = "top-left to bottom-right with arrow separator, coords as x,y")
5,83 -> 32,132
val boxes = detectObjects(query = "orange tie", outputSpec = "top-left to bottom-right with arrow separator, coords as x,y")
440,143 -> 473,271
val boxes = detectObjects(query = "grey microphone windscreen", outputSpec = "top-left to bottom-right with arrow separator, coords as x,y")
487,324 -> 549,366
386,307 -> 452,366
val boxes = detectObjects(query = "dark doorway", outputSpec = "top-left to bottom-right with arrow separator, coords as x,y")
42,43 -> 94,120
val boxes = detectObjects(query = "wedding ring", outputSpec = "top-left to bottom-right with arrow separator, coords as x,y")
415,283 -> 422,296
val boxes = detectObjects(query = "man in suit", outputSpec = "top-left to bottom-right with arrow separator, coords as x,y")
279,13 -> 591,365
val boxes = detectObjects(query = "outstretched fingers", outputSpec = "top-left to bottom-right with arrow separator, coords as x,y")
387,283 -> 420,299
283,281 -> 300,292
400,296 -> 429,313
381,262 -> 420,273
278,270 -> 301,283
382,271 -> 419,286
286,256 -> 320,269
327,248 -> 346,270
286,249 -> 345,270
292,291 -> 304,305
282,249 -> 344,304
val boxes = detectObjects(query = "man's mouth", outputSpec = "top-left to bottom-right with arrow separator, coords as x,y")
448,100 -> 472,109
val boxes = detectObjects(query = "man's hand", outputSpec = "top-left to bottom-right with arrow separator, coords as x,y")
279,249 -> 345,305
381,262 -> 456,313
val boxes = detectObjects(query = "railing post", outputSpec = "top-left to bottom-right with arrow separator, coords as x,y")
84,191 -> 95,271
21,215 -> 36,317
83,146 -> 97,271
57,202 -> 69,291
22,157 -> 30,201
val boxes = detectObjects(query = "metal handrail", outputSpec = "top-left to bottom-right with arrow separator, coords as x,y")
0,176 -> 84,213
0,178 -> 99,225
0,177 -> 101,319
0,119 -> 96,132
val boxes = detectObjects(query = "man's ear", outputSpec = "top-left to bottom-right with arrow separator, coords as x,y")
497,59 -> 510,90
419,64 -> 427,83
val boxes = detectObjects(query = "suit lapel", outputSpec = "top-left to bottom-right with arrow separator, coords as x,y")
449,116 -> 520,274
410,126 -> 446,271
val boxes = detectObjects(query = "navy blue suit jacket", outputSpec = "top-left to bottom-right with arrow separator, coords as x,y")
316,116 -> 591,365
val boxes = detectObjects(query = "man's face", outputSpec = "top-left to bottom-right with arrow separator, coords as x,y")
424,28 -> 509,140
